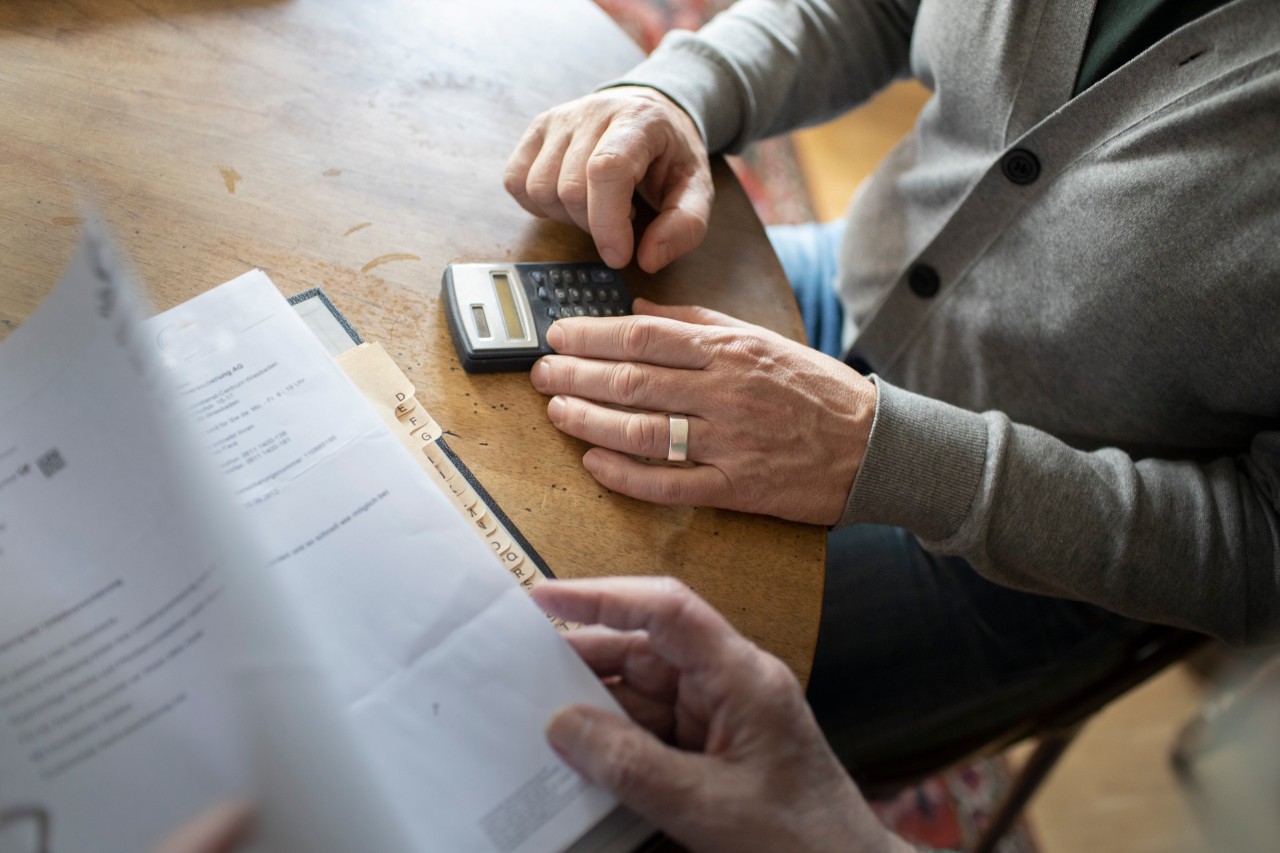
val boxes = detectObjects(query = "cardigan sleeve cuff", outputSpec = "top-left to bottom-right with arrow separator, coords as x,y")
836,378 -> 989,542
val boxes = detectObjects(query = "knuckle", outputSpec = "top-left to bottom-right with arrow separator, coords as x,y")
654,576 -> 696,605
602,461 -> 631,492
596,735 -> 649,800
501,167 -> 523,197
586,146 -> 639,182
623,413 -> 660,453
657,580 -> 714,636
689,217 -> 710,245
752,653 -> 809,722
648,476 -> 687,506
557,174 -> 589,212
688,305 -> 719,324
607,362 -> 649,407
757,653 -> 800,695
567,400 -> 592,435
543,356 -> 569,391
716,332 -> 774,373
526,175 -> 560,210
618,100 -> 668,132
619,318 -> 653,360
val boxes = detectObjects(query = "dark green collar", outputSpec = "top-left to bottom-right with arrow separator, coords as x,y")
1074,0 -> 1236,95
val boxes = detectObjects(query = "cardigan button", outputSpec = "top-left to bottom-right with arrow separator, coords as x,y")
1001,148 -> 1041,185
907,263 -> 940,298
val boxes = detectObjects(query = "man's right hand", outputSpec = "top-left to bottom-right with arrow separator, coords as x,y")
504,87 -> 713,273
532,577 -> 914,853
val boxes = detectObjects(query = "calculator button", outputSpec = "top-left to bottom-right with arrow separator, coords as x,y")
568,287 -> 581,302
547,306 -> 558,318
591,268 -> 615,283
589,305 -> 601,317
594,287 -> 607,301
549,269 -> 561,284
575,306 -> 587,317
616,305 -> 629,315
554,288 -> 567,302
582,289 -> 594,303
576,270 -> 589,285
531,270 -> 546,285
536,285 -> 548,301
600,307 -> 612,317
610,288 -> 621,301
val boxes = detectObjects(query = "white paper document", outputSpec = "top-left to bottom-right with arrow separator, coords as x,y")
0,232 -> 628,853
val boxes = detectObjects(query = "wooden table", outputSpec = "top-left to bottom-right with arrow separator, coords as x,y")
0,0 -> 824,682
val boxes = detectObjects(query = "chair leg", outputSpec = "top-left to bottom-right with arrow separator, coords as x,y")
972,723 -> 1084,853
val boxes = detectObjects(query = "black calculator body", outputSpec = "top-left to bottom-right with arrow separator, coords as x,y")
441,262 -> 633,372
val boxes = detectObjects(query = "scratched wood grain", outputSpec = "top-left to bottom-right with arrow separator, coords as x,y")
0,0 -> 824,683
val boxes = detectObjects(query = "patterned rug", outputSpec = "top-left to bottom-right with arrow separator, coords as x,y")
593,3 -> 1040,851
870,762 -> 1039,852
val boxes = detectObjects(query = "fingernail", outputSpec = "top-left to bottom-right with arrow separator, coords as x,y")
600,246 -> 624,269
546,706 -> 590,760
547,395 -> 565,423
546,323 -> 564,350
642,240 -> 670,272
532,358 -> 551,390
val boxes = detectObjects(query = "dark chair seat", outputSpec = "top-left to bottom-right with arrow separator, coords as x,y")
853,624 -> 1210,853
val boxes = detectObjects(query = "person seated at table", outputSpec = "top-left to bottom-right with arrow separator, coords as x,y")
501,0 -> 1280,773
157,578 -> 922,853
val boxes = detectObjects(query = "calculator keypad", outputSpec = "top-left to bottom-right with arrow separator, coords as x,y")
528,264 -> 632,322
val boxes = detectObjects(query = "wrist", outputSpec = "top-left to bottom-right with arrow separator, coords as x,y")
605,85 -> 704,148
823,777 -> 908,853
820,372 -> 878,527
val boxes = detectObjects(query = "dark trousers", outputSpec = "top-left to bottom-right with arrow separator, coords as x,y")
809,524 -> 1146,775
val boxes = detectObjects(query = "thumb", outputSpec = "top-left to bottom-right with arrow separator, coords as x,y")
152,802 -> 252,853
633,298 -> 755,329
547,705 -> 704,819
635,175 -> 713,273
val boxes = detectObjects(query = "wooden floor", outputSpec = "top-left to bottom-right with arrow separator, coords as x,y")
791,81 -> 931,222
788,84 -> 1212,853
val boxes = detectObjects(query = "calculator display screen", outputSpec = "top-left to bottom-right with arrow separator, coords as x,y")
491,272 -> 525,339
470,304 -> 491,338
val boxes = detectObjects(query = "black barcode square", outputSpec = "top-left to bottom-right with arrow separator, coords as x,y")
37,448 -> 66,479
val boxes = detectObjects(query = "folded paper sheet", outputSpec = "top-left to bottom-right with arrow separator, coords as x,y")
0,233 -> 632,852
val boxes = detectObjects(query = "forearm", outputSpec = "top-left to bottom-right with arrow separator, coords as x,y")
842,379 -> 1280,646
603,0 -> 919,153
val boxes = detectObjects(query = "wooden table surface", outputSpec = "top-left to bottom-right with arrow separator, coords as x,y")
0,0 -> 825,682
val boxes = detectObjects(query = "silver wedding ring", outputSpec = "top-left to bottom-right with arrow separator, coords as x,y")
667,415 -> 689,463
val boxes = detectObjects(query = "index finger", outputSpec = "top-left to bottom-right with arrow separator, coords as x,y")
545,314 -> 717,370
531,577 -> 751,677
586,120 -> 653,269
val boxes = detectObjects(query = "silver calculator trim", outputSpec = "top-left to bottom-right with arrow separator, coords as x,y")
447,263 -> 541,353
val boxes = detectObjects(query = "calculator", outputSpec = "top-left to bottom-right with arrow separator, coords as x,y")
441,261 -> 633,372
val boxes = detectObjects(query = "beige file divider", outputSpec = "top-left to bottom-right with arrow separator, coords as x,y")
335,341 -> 575,632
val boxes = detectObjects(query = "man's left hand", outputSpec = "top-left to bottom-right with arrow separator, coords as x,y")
531,299 -> 876,526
